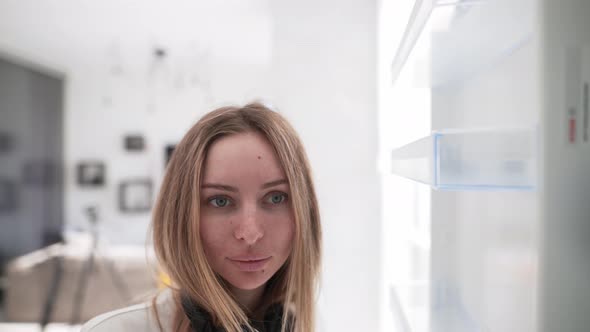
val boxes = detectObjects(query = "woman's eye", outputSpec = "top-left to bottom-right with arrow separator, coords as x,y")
209,197 -> 231,207
266,192 -> 287,205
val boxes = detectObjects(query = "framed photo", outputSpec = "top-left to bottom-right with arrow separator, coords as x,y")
77,162 -> 106,187
165,144 -> 176,166
124,135 -> 145,151
119,179 -> 153,213
0,179 -> 17,213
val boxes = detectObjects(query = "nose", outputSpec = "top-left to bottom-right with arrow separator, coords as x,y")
233,204 -> 264,245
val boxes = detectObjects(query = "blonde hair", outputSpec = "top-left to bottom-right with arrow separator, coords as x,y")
151,102 -> 322,332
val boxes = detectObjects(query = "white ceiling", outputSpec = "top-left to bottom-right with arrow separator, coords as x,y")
0,0 -> 273,72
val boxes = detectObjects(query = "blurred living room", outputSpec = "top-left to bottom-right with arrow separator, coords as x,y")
2,1 -> 590,332
0,1 -> 381,331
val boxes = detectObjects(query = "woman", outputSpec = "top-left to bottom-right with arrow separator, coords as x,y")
82,102 -> 322,332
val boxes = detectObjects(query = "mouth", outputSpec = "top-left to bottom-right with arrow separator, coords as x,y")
228,256 -> 272,272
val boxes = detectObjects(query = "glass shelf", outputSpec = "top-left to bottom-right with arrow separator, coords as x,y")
391,127 -> 537,191
391,0 -> 535,88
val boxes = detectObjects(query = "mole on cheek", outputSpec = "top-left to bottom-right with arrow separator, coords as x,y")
257,156 -> 262,160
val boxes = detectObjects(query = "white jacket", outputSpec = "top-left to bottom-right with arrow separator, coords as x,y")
81,290 -> 175,332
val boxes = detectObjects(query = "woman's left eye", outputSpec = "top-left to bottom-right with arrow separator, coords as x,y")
266,192 -> 287,205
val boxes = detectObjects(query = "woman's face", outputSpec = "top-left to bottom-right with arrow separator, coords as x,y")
200,131 -> 294,291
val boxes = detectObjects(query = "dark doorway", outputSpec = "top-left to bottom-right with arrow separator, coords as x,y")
0,57 -> 64,270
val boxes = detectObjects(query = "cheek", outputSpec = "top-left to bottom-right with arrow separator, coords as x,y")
266,213 -> 295,254
199,217 -> 232,258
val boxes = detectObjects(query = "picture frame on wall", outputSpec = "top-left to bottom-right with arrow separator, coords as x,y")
118,179 -> 153,213
124,135 -> 145,152
77,162 -> 106,187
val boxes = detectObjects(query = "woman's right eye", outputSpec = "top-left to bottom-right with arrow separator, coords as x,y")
208,196 -> 231,208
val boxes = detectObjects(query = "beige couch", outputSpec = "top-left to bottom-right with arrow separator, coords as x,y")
4,236 -> 159,323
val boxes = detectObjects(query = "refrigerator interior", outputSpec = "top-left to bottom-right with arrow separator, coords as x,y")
380,0 -> 540,331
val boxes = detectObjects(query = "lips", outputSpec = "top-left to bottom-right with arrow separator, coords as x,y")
228,256 -> 272,272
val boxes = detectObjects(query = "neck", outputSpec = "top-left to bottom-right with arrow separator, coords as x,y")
229,284 -> 265,313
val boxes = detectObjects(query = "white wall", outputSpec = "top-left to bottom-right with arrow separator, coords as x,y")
267,2 -> 380,331
0,1 -> 380,331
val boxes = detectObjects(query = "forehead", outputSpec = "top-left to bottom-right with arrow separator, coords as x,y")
202,131 -> 286,182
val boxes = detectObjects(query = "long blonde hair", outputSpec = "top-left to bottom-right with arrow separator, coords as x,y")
151,102 -> 322,332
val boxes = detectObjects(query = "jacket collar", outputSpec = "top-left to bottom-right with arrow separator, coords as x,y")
180,293 -> 291,332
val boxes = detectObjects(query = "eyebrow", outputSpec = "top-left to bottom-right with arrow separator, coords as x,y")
201,183 -> 238,192
201,179 -> 288,192
261,179 -> 288,189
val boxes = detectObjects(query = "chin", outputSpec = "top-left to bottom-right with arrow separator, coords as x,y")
225,272 -> 271,290
232,276 -> 270,290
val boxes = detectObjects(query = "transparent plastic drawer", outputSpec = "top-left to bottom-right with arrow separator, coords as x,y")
391,127 -> 537,191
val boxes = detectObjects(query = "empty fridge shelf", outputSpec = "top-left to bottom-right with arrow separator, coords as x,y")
391,127 -> 537,191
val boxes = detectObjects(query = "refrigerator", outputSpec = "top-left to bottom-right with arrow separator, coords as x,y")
378,0 -> 590,331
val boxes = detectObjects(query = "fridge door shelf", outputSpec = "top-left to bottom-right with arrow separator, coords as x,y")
391,127 -> 537,191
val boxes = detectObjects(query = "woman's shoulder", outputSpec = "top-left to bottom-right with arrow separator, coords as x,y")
81,289 -> 176,332
80,302 -> 154,332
